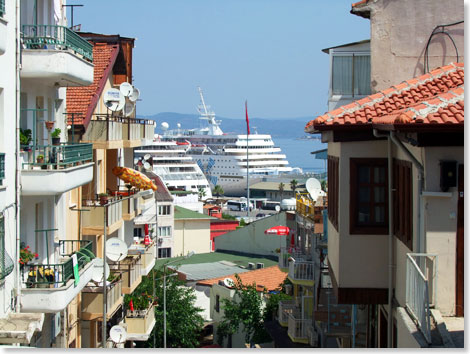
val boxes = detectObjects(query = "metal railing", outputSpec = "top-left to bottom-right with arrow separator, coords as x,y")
21,24 -> 93,61
288,259 -> 314,281
21,240 -> 94,288
278,300 -> 296,325
111,255 -> 142,290
21,143 -> 93,170
287,313 -> 309,341
406,253 -> 437,344
0,0 -> 4,17
0,153 -> 4,184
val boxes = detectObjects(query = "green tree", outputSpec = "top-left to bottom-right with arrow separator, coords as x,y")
290,179 -> 298,196
321,179 -> 327,192
216,274 -> 270,347
198,187 -> 206,200
213,184 -> 224,198
278,182 -> 285,201
133,267 -> 204,348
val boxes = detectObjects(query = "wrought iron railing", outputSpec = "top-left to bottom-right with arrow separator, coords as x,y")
0,0 -> 4,17
21,240 -> 94,288
21,143 -> 93,170
21,24 -> 93,61
406,253 -> 437,344
0,153 -> 4,185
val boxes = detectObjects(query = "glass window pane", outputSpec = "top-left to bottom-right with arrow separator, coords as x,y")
358,166 -> 370,183
374,167 -> 385,184
359,187 -> 370,202
374,206 -> 385,223
332,56 -> 353,95
354,55 -> 371,95
358,205 -> 370,223
374,187 -> 385,203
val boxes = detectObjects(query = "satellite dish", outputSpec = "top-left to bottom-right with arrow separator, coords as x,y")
143,162 -> 151,171
306,178 -> 323,202
144,154 -> 151,160
223,278 -> 234,288
123,101 -> 135,117
91,258 -> 110,282
103,88 -> 125,112
129,87 -> 140,102
110,325 -> 127,344
119,82 -> 133,97
177,123 -> 181,128
106,238 -> 128,262
161,122 -> 169,131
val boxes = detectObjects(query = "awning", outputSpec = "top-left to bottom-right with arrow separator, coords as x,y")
134,213 -> 157,225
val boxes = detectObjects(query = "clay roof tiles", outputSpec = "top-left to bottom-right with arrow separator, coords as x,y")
305,63 -> 464,132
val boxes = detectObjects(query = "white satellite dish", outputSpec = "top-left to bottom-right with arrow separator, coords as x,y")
177,123 -> 181,128
123,100 -> 135,117
223,278 -> 234,288
306,178 -> 323,202
144,154 -> 151,160
129,87 -> 140,102
119,82 -> 133,97
106,238 -> 128,262
91,258 -> 110,283
161,122 -> 169,131
143,162 -> 151,171
103,88 -> 125,112
110,325 -> 127,344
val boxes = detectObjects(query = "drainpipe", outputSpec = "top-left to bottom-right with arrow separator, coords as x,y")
372,129 -> 393,348
15,0 -> 22,314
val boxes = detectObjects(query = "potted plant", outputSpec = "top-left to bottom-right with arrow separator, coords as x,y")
98,193 -> 109,206
20,129 -> 32,150
51,128 -> 61,145
45,121 -> 54,131
20,243 -> 38,269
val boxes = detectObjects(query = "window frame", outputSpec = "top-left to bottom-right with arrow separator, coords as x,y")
331,52 -> 371,98
393,159 -> 413,249
328,155 -> 339,231
349,158 -> 389,235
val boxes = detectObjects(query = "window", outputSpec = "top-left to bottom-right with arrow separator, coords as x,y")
332,54 -> 371,97
134,227 -> 142,237
158,226 -> 171,237
158,248 -> 171,258
158,205 -> 171,215
215,295 -> 220,312
393,159 -> 412,249
350,158 -> 388,234
328,156 -> 339,230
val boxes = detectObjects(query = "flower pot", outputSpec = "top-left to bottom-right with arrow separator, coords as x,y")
52,137 -> 61,146
45,121 -> 54,130
99,195 -> 108,205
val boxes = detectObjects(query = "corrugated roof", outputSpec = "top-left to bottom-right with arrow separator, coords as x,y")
305,63 -> 464,133
197,265 -> 287,292
174,205 -> 215,220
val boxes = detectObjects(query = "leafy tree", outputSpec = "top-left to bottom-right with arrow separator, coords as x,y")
216,274 -> 271,347
198,187 -> 206,200
133,267 -> 204,348
290,179 -> 298,197
321,179 -> 327,192
213,184 -> 224,198
278,182 -> 285,201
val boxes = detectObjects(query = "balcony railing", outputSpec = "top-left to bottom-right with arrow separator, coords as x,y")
0,0 -> 4,17
21,240 -> 94,288
288,259 -> 314,282
278,247 -> 306,269
82,196 -> 124,232
21,24 -> 93,61
0,153 -> 4,185
125,304 -> 156,340
83,114 -> 124,143
287,313 -> 309,341
81,272 -> 123,320
278,300 -> 296,326
21,143 -> 93,170
406,253 -> 437,344
111,254 -> 142,294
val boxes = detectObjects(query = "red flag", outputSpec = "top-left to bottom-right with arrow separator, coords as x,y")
129,299 -> 134,312
245,100 -> 250,135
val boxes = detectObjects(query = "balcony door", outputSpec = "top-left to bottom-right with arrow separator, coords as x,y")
456,164 -> 464,316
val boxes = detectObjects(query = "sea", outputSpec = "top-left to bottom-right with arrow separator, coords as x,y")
275,137 -> 326,174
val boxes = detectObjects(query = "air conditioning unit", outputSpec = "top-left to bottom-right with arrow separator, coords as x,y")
256,263 -> 264,269
248,262 -> 255,269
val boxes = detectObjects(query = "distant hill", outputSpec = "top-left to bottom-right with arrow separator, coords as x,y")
142,112 -> 312,138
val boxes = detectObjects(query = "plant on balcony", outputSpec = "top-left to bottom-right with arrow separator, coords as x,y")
98,193 -> 109,206
124,292 -> 152,317
20,243 -> 38,267
20,129 -> 32,150
45,121 -> 54,130
107,272 -> 119,283
51,128 -> 61,145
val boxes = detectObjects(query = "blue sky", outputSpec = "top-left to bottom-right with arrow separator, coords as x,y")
68,0 -> 370,119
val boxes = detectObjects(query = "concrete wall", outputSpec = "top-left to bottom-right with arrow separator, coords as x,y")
173,219 -> 211,256
365,0 -> 464,92
214,212 -> 288,257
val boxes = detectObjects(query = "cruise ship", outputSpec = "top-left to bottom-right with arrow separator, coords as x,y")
160,88 -> 300,196
134,139 -> 213,199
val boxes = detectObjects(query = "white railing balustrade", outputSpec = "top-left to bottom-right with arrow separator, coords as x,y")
289,260 -> 314,281
278,300 -> 295,325
406,253 -> 437,344
288,313 -> 309,340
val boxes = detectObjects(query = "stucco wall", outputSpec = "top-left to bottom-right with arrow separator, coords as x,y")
366,0 -> 464,92
173,219 -> 211,256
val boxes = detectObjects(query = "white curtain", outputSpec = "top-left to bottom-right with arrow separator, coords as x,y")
354,55 -> 371,96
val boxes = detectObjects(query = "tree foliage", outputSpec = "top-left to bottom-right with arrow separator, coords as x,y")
133,267 -> 204,348
290,179 -> 298,196
216,274 -> 270,347
278,182 -> 285,200
213,184 -> 224,198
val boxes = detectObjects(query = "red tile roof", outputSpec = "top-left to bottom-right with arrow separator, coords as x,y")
66,43 -> 119,128
305,63 -> 464,132
196,265 -> 287,292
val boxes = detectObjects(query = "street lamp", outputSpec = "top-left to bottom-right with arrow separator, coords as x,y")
163,251 -> 195,348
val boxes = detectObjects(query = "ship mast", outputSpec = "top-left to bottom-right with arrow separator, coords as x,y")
197,87 -> 223,135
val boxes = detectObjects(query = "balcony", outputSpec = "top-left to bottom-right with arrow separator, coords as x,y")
288,259 -> 314,286
82,196 -> 123,235
278,247 -> 305,270
121,192 -> 140,221
125,304 -> 156,341
129,240 -> 156,276
406,253 -> 437,344
20,143 -> 93,196
278,300 -> 296,327
123,118 -> 155,148
287,313 -> 310,344
82,115 -> 123,149
20,25 -> 93,86
81,272 -> 123,321
0,0 -> 5,55
110,254 -> 142,294
20,240 -> 96,313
